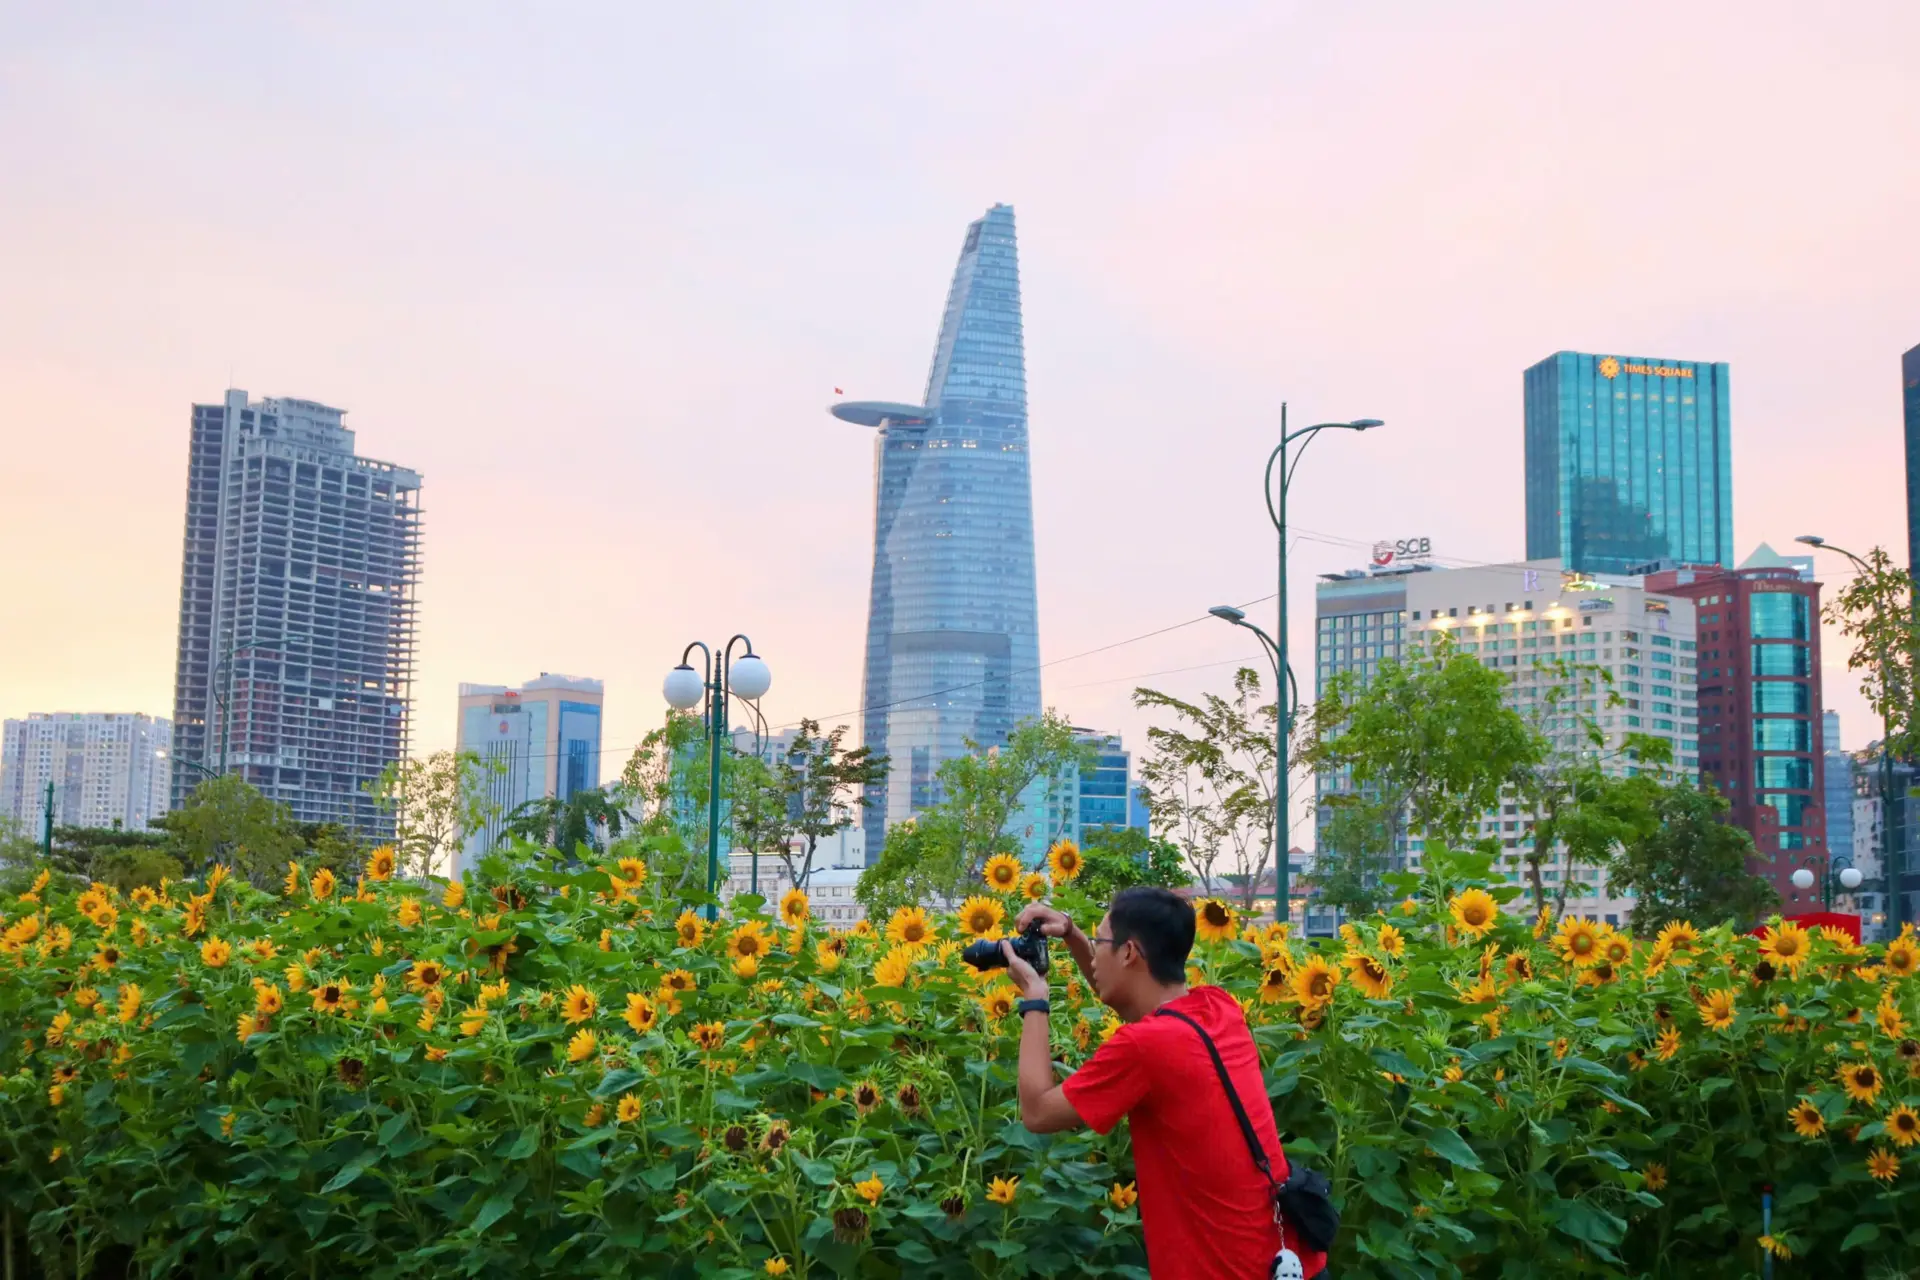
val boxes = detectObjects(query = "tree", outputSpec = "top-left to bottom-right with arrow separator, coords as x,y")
735,720 -> 887,891
1076,825 -> 1191,902
368,749 -> 506,877
157,774 -> 304,886
44,826 -> 181,893
1133,668 -> 1298,909
1309,797 -> 1397,918
1825,546 -> 1919,758
1301,640 -> 1545,853
502,788 -> 626,860
1608,782 -> 1778,934
856,711 -> 1090,913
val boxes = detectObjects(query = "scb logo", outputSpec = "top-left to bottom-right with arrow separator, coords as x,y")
1372,537 -> 1431,566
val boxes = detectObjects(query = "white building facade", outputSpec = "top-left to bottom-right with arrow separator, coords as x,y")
456,674 -> 604,872
1,713 -> 173,833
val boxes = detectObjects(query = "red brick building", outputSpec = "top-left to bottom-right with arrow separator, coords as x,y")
1643,545 -> 1827,908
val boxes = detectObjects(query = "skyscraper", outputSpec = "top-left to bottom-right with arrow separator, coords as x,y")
831,205 -> 1042,850
1524,351 -> 1733,575
1903,342 -> 1920,575
169,391 -> 422,835
1,713 -> 172,832
456,674 -> 604,871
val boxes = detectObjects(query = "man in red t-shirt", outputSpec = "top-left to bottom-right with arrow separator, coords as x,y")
1001,889 -> 1329,1279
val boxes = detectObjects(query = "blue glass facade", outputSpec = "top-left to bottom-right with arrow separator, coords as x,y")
837,205 -> 1042,848
1524,352 -> 1733,575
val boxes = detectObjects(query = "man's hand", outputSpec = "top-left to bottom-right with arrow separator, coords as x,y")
1000,940 -> 1049,1001
1014,903 -> 1073,939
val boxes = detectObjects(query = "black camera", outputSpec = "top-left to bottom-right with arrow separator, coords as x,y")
960,922 -> 1049,975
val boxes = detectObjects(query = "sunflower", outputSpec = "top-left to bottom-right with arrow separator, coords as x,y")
987,1175 -> 1020,1206
732,954 -> 760,980
762,1119 -> 793,1152
1885,936 -> 1920,978
852,1080 -> 881,1115
895,1083 -> 923,1116
1344,952 -> 1393,1000
254,982 -> 284,1015
200,938 -> 232,968
566,1028 -> 598,1064
310,868 -> 336,902
1840,1061 -> 1884,1104
814,937 -> 845,973
1194,898 -> 1236,943
662,968 -> 697,993
406,960 -> 446,994
1553,916 -> 1603,968
1887,1105 -> 1920,1149
983,854 -> 1024,892
611,857 -> 648,892
852,1174 -> 884,1205
1020,872 -> 1048,902
128,886 -> 159,912
674,910 -> 706,948
980,985 -> 1018,1020
312,981 -> 350,1016
1110,1181 -> 1138,1210
691,1021 -> 727,1053
282,862 -> 302,896
1789,1098 -> 1827,1138
1376,924 -> 1406,958
1047,840 -> 1082,883
1643,1162 -> 1667,1191
1757,922 -> 1810,973
1654,1027 -> 1682,1061
1697,988 -> 1737,1031
872,946 -> 915,989
562,984 -> 599,1024
730,922 -> 772,961
76,887 -> 109,918
1868,1147 -> 1902,1182
778,888 -> 810,928
624,991 -> 659,1034
1292,956 -> 1339,1008
1656,919 -> 1699,954
1758,1235 -> 1792,1261
1449,889 -> 1499,938
956,896 -> 1005,939
1504,952 -> 1535,984
1257,966 -> 1293,1005
886,906 -> 933,947
1601,934 -> 1632,967
765,1259 -> 791,1276
235,1013 -> 263,1043
366,845 -> 397,881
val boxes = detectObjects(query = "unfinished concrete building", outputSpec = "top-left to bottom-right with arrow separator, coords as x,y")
168,390 -> 422,837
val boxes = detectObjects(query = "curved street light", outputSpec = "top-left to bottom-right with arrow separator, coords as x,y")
664,635 -> 773,919
1212,405 -> 1383,925
1797,534 -> 1905,932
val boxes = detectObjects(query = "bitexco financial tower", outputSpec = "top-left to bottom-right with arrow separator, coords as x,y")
831,204 -> 1042,854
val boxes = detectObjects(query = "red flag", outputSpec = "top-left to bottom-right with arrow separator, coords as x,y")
834,387 -> 844,395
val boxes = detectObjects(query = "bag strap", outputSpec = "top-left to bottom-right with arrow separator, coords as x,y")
1154,1007 -> 1276,1190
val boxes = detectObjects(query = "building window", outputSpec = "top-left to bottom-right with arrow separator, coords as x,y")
1750,593 -> 1811,641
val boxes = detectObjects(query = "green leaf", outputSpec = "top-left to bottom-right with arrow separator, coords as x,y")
594,1069 -> 644,1098
497,1126 -> 540,1160
1419,1125 -> 1483,1170
471,1192 -> 515,1234
321,1153 -> 377,1194
1841,1223 -> 1880,1251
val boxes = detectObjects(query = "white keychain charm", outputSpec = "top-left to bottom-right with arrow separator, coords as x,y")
1271,1247 -> 1305,1280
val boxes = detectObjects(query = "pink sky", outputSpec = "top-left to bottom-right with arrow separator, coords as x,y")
3,3 -> 1917,846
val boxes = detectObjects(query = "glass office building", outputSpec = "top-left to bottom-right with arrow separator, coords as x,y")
1524,351 -> 1733,575
831,205 -> 1042,851
1904,343 -> 1920,576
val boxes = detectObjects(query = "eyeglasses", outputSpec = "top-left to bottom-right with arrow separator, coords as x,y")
1091,935 -> 1123,950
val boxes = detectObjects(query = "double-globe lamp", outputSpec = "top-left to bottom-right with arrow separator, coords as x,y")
662,640 -> 772,917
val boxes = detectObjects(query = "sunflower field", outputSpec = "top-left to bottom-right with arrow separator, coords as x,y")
3,844 -> 1919,1280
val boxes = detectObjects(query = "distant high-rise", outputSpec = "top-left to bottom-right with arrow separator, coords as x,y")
1903,343 -> 1920,574
831,204 -> 1042,851
1524,351 -> 1733,575
456,674 -> 603,871
1,713 -> 172,832
169,391 -> 422,835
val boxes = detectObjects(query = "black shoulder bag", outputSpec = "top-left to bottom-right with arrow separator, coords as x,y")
1154,1008 -> 1340,1256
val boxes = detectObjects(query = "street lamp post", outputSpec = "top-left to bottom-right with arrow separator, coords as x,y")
1797,535 -> 1905,931
1790,861 -> 1865,912
1212,405 -> 1383,926
662,636 -> 772,921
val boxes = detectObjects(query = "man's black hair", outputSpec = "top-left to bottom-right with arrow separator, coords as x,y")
1108,887 -> 1195,984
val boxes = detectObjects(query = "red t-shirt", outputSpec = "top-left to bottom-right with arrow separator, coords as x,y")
1063,986 -> 1327,1279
